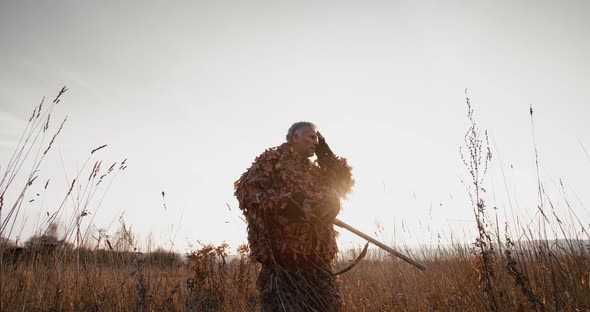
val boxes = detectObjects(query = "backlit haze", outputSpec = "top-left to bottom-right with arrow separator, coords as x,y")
1,1 -> 589,254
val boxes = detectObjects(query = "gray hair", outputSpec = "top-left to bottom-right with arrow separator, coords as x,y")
286,121 -> 316,143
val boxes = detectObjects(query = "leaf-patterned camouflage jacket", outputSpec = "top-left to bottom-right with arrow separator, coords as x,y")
234,142 -> 354,269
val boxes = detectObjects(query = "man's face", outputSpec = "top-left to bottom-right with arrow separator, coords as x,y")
292,126 -> 319,158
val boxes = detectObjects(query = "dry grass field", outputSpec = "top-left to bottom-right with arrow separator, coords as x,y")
1,89 -> 589,311
1,238 -> 589,311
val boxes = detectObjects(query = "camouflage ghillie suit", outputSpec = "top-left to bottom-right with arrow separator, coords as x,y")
235,142 -> 354,311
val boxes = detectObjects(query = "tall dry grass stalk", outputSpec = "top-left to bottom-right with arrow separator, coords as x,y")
460,90 -> 499,310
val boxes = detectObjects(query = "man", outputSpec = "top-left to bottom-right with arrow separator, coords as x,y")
234,122 -> 354,311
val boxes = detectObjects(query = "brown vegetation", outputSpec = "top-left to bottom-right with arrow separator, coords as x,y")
1,239 -> 589,311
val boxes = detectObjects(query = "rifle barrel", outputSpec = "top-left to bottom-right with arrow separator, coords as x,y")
333,218 -> 427,271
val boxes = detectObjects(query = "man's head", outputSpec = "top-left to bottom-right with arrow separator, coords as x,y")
286,121 -> 318,158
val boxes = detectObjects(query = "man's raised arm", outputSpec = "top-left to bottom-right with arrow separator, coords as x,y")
315,132 -> 354,197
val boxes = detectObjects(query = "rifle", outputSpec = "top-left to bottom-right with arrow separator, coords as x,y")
333,218 -> 427,271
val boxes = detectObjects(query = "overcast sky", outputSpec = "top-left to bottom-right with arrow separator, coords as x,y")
1,0 -> 589,253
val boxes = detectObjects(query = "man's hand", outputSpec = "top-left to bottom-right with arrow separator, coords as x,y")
282,192 -> 306,221
315,131 -> 335,163
312,193 -> 341,223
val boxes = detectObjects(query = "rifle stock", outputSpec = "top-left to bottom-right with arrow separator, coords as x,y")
333,218 -> 427,271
